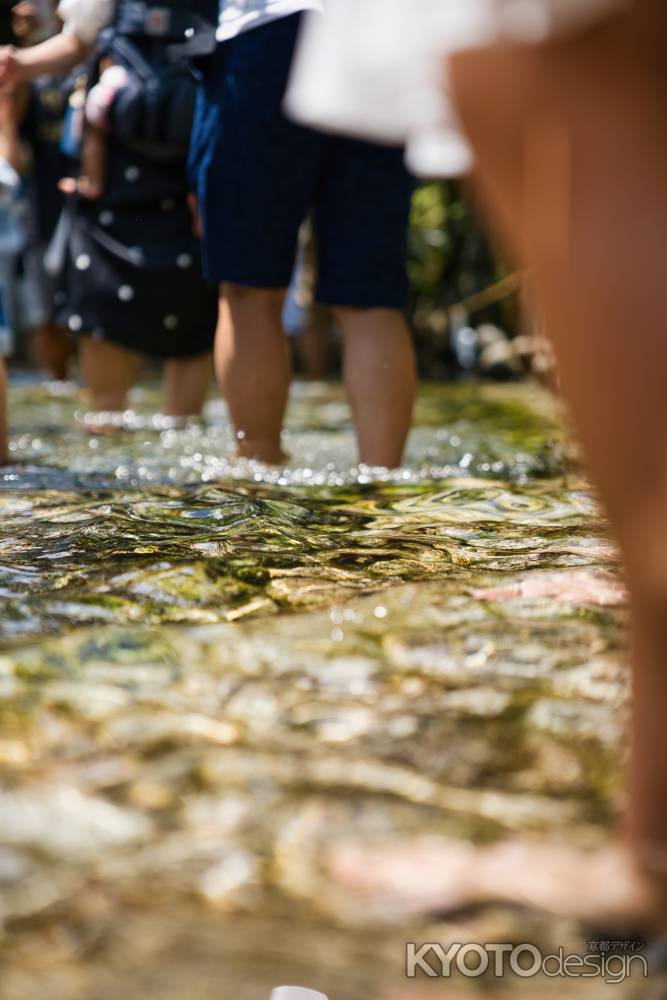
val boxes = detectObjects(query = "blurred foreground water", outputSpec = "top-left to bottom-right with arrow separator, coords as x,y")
0,381 -> 653,998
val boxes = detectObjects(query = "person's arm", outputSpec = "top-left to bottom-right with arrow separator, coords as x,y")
0,0 -> 114,82
0,86 -> 30,173
0,30 -> 90,83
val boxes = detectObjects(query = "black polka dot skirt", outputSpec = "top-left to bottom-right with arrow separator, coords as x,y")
57,142 -> 217,358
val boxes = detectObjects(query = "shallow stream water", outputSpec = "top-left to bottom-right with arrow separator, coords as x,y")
0,380 -> 651,999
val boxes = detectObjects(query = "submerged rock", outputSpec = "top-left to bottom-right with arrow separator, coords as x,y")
0,785 -> 151,860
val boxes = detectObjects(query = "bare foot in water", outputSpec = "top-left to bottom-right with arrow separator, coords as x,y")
235,440 -> 290,465
472,569 -> 626,607
81,411 -> 125,435
327,838 -> 665,929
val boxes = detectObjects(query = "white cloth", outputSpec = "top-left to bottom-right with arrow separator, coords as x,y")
217,0 -> 323,42
57,0 -> 114,44
286,0 -> 630,177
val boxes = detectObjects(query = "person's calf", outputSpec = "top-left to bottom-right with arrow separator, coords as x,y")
335,305 -> 416,469
79,335 -> 143,415
216,284 -> 291,464
163,352 -> 213,419
445,3 -> 667,934
33,323 -> 72,381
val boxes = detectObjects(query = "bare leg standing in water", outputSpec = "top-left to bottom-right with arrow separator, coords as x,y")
79,338 -> 144,413
32,324 -> 73,381
81,338 -> 212,417
163,352 -> 213,419
330,0 -> 667,927
336,306 -> 416,469
216,287 -> 415,467
216,286 -> 291,465
447,0 -> 667,917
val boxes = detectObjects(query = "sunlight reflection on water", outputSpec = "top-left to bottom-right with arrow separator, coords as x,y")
0,379 -> 633,1000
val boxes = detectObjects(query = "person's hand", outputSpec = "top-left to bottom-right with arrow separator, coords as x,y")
0,46 -> 25,84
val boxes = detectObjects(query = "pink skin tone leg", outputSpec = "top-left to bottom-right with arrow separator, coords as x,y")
329,0 -> 667,926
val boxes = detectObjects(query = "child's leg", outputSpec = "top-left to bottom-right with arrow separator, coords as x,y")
215,284 -> 291,464
335,306 -> 416,468
163,351 -> 213,418
79,335 -> 143,411
0,357 -> 7,464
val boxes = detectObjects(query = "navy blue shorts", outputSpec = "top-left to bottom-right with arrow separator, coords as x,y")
189,13 -> 415,310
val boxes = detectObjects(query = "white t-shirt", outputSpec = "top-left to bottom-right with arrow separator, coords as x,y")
217,0 -> 323,43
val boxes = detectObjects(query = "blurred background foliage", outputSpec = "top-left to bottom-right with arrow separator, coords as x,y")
407,181 -> 525,380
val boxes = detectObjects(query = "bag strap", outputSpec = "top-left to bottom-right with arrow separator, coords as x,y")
98,27 -> 156,80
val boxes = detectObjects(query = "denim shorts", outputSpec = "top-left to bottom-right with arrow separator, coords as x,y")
189,13 -> 415,309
